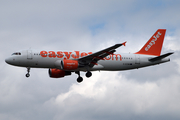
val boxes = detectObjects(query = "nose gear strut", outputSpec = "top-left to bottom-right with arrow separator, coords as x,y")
26,67 -> 30,77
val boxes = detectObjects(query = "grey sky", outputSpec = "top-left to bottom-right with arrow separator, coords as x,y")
1,0 -> 180,120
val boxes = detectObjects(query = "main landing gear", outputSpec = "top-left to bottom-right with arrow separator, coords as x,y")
26,67 -> 30,77
75,71 -> 83,83
75,71 -> 92,83
86,71 -> 92,78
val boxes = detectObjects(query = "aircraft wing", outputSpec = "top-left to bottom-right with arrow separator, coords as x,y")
77,42 -> 126,67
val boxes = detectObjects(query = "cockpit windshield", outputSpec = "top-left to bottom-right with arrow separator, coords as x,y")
12,52 -> 21,55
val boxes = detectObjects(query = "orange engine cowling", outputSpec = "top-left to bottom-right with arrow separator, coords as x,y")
61,60 -> 78,70
49,69 -> 71,78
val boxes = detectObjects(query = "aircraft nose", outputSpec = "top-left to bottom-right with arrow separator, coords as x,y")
5,57 -> 11,64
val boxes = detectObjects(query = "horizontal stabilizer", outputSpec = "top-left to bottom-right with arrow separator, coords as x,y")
149,52 -> 174,62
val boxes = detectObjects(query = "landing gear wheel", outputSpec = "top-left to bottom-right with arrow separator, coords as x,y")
75,71 -> 83,83
26,73 -> 30,77
86,71 -> 92,78
77,77 -> 83,83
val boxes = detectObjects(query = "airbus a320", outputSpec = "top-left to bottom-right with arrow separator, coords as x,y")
5,29 -> 173,83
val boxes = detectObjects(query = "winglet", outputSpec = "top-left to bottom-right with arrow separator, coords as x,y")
122,41 -> 127,46
135,29 -> 166,56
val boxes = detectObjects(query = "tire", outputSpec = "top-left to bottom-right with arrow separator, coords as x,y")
86,71 -> 92,78
26,73 -> 30,77
77,77 -> 83,83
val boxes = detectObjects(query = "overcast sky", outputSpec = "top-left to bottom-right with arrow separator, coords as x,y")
1,0 -> 180,120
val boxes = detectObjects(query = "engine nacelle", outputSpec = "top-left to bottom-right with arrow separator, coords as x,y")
61,60 -> 79,70
49,69 -> 71,78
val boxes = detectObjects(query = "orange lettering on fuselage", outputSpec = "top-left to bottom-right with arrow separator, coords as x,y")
39,51 -> 122,61
48,51 -> 56,58
112,54 -> 122,61
63,52 -> 72,60
81,52 -> 88,57
57,51 -> 64,58
105,55 -> 111,60
72,51 -> 80,59
40,51 -> 48,57
88,52 -> 93,55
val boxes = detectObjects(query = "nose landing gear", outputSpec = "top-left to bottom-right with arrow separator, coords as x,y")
26,67 -> 30,77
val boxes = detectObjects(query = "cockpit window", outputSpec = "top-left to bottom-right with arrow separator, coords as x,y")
12,52 -> 21,55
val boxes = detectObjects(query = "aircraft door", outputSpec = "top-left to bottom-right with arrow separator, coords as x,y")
27,50 -> 33,59
135,55 -> 140,64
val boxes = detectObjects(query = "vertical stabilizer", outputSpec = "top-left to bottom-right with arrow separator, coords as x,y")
135,29 -> 166,56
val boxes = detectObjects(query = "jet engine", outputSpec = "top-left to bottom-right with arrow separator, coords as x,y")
49,69 -> 71,78
61,60 -> 79,70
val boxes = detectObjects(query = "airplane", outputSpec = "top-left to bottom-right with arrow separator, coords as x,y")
5,29 -> 173,83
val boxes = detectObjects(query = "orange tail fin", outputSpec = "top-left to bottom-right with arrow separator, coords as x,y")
135,29 -> 166,56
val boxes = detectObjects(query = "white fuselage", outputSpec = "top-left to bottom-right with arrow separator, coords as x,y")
5,49 -> 170,71
5,29 -> 172,82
